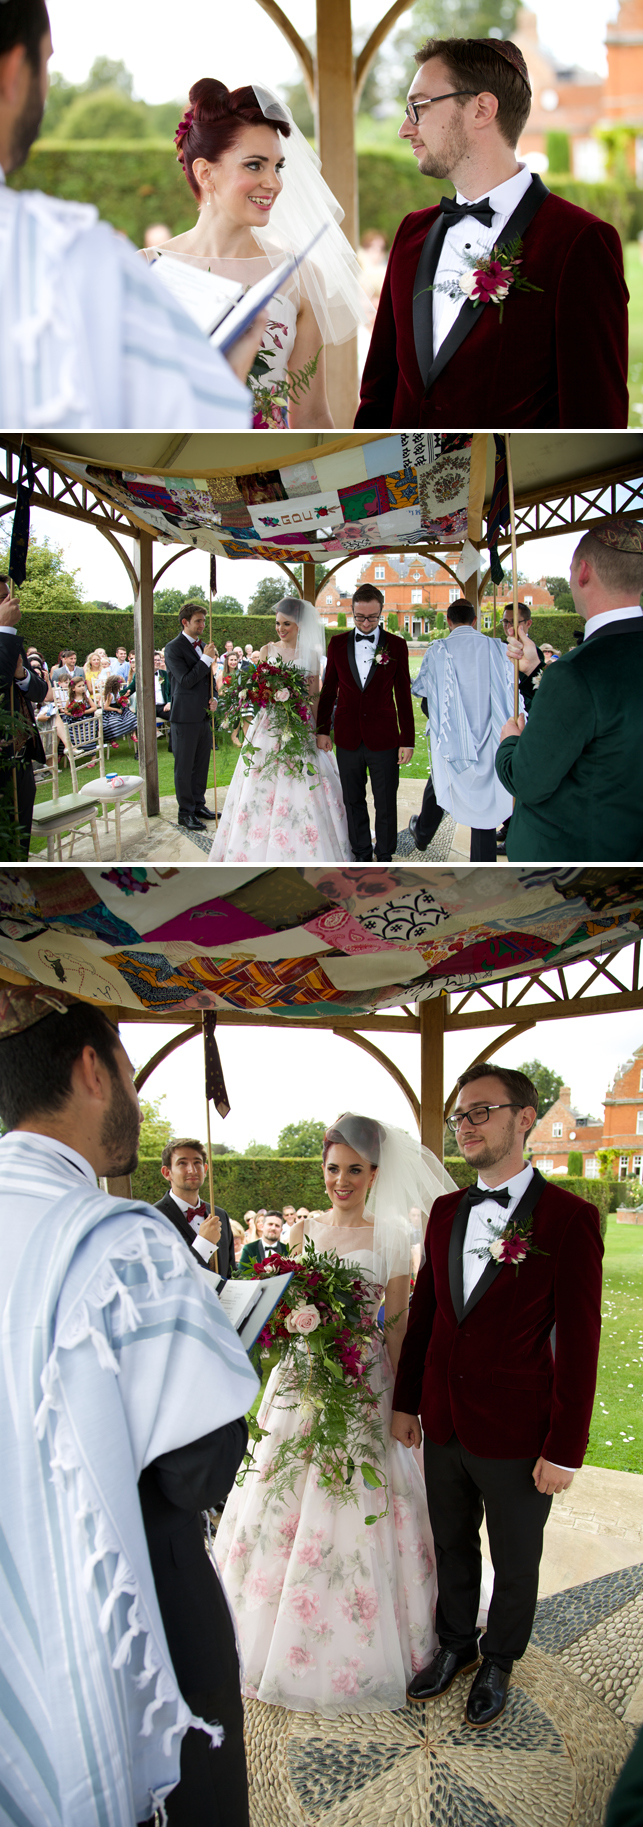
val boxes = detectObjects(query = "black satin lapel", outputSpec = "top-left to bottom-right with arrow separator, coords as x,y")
461,1168 -> 547,1320
448,1191 -> 470,1324
462,1256 -> 503,1320
347,631 -> 362,692
412,214 -> 448,388
424,175 -> 550,393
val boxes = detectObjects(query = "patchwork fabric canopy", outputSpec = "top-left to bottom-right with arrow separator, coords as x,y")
57,433 -> 484,563
0,867 -> 640,1020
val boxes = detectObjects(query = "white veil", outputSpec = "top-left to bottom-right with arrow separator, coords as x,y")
330,1114 -> 457,1289
277,595 -> 325,679
251,83 -> 373,345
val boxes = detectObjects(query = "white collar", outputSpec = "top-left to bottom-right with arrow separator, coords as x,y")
476,1160 -> 533,1201
583,606 -> 643,639
354,624 -> 381,642
183,632 -> 202,647
169,1187 -> 205,1215
12,1130 -> 97,1186
455,162 -> 531,215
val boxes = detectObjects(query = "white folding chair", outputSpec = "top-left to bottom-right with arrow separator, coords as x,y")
76,706 -> 151,860
31,714 -> 102,860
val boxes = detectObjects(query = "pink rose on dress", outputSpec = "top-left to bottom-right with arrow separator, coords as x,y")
245,1569 -> 271,1605
278,1513 -> 301,1549
273,829 -> 291,851
331,1657 -> 363,1695
305,825 -> 319,845
297,1534 -> 324,1569
286,1645 -> 316,1675
287,1586 -> 321,1625
249,824 -> 265,843
227,1538 -> 250,1563
275,799 -> 290,817
393,1495 -> 411,1531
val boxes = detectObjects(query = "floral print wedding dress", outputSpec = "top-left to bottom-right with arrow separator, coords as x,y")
216,1216 -> 439,1716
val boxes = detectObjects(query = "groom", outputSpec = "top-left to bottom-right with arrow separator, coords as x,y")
392,1065 -> 603,1727
355,36 -> 628,428
316,585 -> 415,861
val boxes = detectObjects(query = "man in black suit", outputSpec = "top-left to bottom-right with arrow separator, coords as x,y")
0,578 -> 48,855
238,1209 -> 290,1272
164,603 -> 219,831
156,1136 -> 235,1280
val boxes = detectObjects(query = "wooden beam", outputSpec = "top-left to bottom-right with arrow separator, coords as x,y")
334,1027 -> 420,1129
133,531 -> 159,818
316,0 -> 359,425
354,0 -> 412,103
255,0 -> 315,101
420,997 -> 445,1161
446,986 -> 643,1030
134,1023 -> 201,1093
153,546 -> 193,590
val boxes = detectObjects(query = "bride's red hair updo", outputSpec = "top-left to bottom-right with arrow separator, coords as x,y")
175,78 -> 291,198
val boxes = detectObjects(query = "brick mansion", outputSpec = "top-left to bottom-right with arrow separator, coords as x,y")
529,1045 -> 643,1181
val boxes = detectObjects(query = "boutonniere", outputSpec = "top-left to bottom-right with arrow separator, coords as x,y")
425,236 -> 543,325
374,649 -> 390,667
485,1214 -> 548,1277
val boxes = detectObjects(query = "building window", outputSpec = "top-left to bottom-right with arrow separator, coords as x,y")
633,1155 -> 643,1181
637,1111 -> 643,1136
552,1123 -> 563,1138
584,1157 -> 598,1179
325,594 -> 334,603
448,588 -> 459,604
423,620 -> 430,634
620,1155 -> 630,1179
404,616 -> 410,631
524,595 -> 533,607
411,590 -> 422,604
639,1071 -> 643,1091
375,566 -> 385,580
535,1158 -> 554,1172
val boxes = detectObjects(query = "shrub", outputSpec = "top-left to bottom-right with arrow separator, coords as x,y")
568,1151 -> 583,1177
11,611 -> 277,670
337,610 -> 347,628
131,1155 -> 327,1222
546,131 -> 571,175
488,611 -> 583,654
547,1177 -> 609,1235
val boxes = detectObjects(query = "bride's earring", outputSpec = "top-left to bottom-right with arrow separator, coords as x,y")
206,192 -> 211,207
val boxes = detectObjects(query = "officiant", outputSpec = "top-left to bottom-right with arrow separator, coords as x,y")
316,585 -> 415,861
355,35 -> 628,429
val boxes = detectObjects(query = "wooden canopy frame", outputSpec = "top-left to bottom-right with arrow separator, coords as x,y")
2,435 -> 642,825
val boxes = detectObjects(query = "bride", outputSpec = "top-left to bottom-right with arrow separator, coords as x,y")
209,595 -> 351,863
141,79 -> 372,428
216,1115 -> 455,1716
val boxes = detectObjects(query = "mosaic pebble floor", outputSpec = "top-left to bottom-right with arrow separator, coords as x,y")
245,1564 -> 643,1827
394,817 -> 456,862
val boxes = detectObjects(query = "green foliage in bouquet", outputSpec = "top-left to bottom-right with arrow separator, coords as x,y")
239,1242 -> 389,1523
215,654 -> 319,786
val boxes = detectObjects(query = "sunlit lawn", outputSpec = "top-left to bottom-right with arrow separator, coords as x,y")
585,1218 -> 643,1476
626,242 -> 643,426
28,732 -> 241,853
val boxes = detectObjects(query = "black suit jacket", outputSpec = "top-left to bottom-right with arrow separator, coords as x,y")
164,631 -> 217,726
155,1191 -> 235,1280
138,1419 -> 248,1696
0,634 -> 48,766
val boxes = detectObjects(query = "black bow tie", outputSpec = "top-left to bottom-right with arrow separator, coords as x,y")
439,194 -> 495,228
467,1185 -> 511,1208
355,631 -> 377,643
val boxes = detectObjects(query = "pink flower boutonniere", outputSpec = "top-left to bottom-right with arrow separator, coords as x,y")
374,649 -> 390,667
424,235 -> 543,325
486,1215 -> 548,1277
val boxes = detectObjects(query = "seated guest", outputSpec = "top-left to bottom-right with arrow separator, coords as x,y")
84,650 -> 108,702
112,645 -> 130,683
281,1202 -> 297,1241
51,648 -> 85,685
156,1136 -> 235,1278
238,1210 -> 289,1270
229,1219 -> 246,1265
243,1209 -> 258,1241
101,674 -> 138,747
296,1205 -> 310,1221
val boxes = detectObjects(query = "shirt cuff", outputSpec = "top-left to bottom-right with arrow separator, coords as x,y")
15,671 -> 31,691
191,1232 -> 212,1263
200,653 -> 215,669
549,1463 -> 578,1473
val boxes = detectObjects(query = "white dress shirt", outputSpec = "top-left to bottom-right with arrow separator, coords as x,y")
183,631 -> 215,670
432,163 -> 533,357
168,1187 -> 213,1263
462,1160 -> 576,1471
354,622 -> 381,686
583,606 -> 643,639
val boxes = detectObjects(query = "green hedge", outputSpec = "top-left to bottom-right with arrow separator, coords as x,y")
547,1176 -> 609,1235
8,141 -> 640,250
16,611 -> 276,668
132,1155 -> 326,1222
487,612 -> 584,654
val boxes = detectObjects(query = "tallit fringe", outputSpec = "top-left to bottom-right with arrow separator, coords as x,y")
33,1221 -> 226,1764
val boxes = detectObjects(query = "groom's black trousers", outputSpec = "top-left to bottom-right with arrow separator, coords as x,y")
336,741 -> 399,860
423,1433 -> 552,1668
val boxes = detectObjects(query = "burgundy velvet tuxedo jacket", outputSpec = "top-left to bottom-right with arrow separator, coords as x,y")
355,177 -> 628,429
316,628 -> 415,752
393,1175 -> 603,1465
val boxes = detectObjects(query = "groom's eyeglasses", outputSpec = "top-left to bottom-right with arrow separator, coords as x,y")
404,91 -> 477,124
446,1103 -> 521,1135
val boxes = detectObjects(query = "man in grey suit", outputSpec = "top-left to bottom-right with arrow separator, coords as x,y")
164,603 -> 218,831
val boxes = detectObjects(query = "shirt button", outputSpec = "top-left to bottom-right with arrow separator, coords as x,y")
465,242 -> 471,249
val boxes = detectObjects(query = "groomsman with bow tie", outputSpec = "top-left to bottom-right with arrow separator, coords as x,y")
156,1135 -> 235,1279
392,1064 -> 603,1729
316,585 -> 415,861
355,36 -> 628,428
165,604 -> 219,831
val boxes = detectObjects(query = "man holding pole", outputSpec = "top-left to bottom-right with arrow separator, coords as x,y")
156,1137 -> 235,1280
164,604 -> 219,831
0,576 -> 48,855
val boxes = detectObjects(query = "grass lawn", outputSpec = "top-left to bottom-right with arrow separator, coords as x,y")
28,732 -> 241,854
585,1217 -> 643,1477
626,242 -> 643,426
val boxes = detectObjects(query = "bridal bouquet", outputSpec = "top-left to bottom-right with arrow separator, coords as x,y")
238,1240 -> 389,1522
215,654 -> 318,785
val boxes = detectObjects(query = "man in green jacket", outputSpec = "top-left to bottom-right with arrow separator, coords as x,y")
495,519 -> 643,860
237,1210 -> 289,1273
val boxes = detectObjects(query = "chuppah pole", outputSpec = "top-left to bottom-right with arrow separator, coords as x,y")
202,1011 -> 219,1274
420,996 -> 445,1161
7,576 -> 20,833
209,556 -> 218,823
504,433 -> 520,721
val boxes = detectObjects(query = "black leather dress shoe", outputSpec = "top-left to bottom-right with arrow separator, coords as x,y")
177,812 -> 206,830
194,805 -> 218,820
408,813 -> 428,853
465,1657 -> 512,1728
406,1646 -> 480,1704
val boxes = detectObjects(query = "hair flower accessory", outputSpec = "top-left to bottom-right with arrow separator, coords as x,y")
174,108 -> 194,160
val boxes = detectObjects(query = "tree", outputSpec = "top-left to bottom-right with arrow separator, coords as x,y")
291,563 -> 333,599
212,595 -> 244,616
244,1138 -> 277,1156
0,533 -> 87,616
517,1059 -> 564,1120
568,1151 -> 583,1176
85,57 -> 134,96
138,1095 -> 173,1157
545,576 -> 572,602
552,593 -> 575,615
391,0 -> 518,104
277,1119 -> 326,1157
246,576 -> 287,615
153,584 -> 207,614
55,88 -> 152,140
337,610 -> 347,628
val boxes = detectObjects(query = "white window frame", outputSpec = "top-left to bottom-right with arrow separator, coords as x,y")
637,1111 -> 643,1136
633,1154 -> 643,1181
448,587 -> 460,604
404,615 -> 410,631
535,1158 -> 554,1172
411,589 -> 422,604
584,1157 -> 598,1179
552,1123 -> 563,1138
639,1070 -> 643,1091
620,1154 -> 630,1178
374,566 -> 385,580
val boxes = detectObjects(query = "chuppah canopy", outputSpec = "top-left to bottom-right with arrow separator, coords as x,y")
0,864 -> 642,1159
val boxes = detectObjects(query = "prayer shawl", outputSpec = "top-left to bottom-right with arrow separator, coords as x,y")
0,1133 -> 259,1826
0,184 -> 251,429
414,629 -> 514,827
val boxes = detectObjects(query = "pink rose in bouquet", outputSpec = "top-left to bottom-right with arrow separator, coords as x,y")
286,1304 -> 321,1335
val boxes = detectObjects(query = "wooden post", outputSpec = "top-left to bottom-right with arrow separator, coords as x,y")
203,1012 -> 219,1274
420,996 -> 445,1162
302,559 -> 317,603
316,0 -> 359,426
7,575 -> 20,834
504,434 -> 520,722
493,579 -> 497,640
104,1174 -> 133,1197
133,531 -> 160,818
208,571 -> 218,822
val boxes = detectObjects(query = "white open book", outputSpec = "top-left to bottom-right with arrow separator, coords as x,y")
211,1271 -> 293,1352
147,223 -> 328,352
